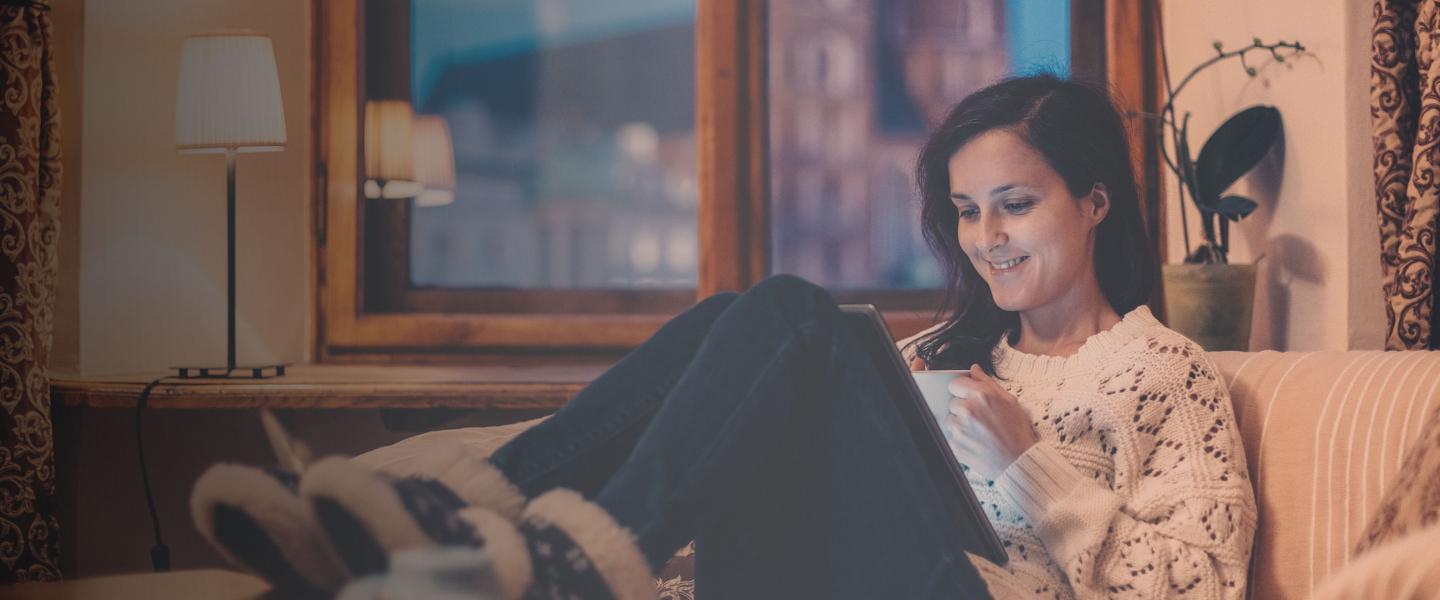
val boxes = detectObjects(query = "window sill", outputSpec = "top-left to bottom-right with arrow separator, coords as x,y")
49,364 -> 607,410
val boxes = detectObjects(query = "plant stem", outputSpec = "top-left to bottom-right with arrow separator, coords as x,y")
1155,34 -> 1304,263
1163,41 -> 1303,119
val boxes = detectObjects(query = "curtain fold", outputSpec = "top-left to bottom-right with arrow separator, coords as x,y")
0,0 -> 62,582
1374,0 -> 1440,350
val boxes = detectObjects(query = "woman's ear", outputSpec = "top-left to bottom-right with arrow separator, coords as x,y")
1086,183 -> 1111,226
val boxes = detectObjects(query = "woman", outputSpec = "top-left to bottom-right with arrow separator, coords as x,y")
192,74 -> 1256,599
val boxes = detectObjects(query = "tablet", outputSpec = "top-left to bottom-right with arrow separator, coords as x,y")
839,304 -> 1008,566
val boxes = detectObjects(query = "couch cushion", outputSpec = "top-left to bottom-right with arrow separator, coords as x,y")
1210,350 -> 1440,600
1353,390 -> 1440,555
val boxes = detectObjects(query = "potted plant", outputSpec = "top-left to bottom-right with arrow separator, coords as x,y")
1155,37 -> 1304,351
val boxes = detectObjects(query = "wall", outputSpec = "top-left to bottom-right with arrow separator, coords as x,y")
1160,1 -> 1384,351
53,0 -> 83,372
77,0 -> 312,375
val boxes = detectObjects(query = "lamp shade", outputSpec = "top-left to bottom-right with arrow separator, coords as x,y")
364,100 -> 416,183
176,31 -> 287,152
412,115 -> 455,207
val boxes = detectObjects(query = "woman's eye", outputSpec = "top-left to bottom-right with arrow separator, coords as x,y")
1004,200 -> 1034,213
957,207 -> 979,219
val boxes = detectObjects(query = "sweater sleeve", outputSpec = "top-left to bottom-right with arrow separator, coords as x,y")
996,349 -> 1257,599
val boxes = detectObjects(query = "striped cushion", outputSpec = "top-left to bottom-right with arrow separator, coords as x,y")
1210,350 -> 1440,600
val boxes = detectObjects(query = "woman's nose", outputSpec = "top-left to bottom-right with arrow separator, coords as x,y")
979,214 -> 1007,250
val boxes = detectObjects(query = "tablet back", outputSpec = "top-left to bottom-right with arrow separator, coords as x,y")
839,304 -> 1008,566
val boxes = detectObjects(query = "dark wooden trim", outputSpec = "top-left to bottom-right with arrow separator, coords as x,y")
744,0 -> 771,290
359,0 -> 413,313
1105,0 -> 1166,319
697,0 -> 769,296
361,198 -> 411,312
399,289 -> 698,315
311,0 -> 326,361
1071,0 -> 1106,81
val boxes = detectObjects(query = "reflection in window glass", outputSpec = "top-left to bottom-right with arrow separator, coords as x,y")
407,0 -> 698,290
768,0 -> 1069,290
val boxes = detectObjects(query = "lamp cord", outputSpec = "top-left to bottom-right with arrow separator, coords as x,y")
135,368 -> 234,572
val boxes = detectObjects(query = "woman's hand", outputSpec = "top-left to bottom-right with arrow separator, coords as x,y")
909,356 -> 926,372
945,363 -> 1039,480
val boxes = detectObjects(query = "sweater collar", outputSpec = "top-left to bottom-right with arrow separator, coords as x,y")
993,305 -> 1160,379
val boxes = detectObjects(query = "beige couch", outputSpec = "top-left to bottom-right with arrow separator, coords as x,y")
1210,350 -> 1440,599
362,349 -> 1440,599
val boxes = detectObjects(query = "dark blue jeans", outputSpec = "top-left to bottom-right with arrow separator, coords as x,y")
487,274 -> 991,599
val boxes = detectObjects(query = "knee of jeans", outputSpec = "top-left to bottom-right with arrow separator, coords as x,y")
698,291 -> 740,315
751,274 -> 837,327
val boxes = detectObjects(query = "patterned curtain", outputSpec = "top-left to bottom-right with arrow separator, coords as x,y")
1374,0 -> 1440,350
0,0 -> 62,582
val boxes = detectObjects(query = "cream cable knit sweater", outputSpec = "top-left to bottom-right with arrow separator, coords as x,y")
899,306 -> 1257,599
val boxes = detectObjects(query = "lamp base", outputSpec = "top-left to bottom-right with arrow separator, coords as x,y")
170,364 -> 288,379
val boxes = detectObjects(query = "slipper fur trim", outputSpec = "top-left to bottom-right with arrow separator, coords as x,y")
522,489 -> 656,600
355,445 -> 526,522
435,457 -> 526,522
458,507 -> 533,599
300,456 -> 432,553
190,464 -> 348,591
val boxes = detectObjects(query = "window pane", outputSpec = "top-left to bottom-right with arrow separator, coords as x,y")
767,0 -> 1070,290
403,0 -> 698,290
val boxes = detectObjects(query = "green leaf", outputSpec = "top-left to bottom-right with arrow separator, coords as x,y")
1194,105 -> 1281,209
1215,195 -> 1258,221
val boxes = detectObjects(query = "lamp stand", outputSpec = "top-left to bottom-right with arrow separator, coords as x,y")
173,148 -> 287,379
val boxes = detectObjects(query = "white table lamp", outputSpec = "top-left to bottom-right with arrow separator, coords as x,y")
174,31 -> 288,378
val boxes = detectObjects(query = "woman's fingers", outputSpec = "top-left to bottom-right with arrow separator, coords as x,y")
909,356 -> 926,372
947,376 -> 976,398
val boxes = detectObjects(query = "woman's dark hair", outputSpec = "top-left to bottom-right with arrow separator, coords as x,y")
909,74 -> 1157,374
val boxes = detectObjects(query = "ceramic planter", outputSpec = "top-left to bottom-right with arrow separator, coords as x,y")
1161,263 -> 1257,351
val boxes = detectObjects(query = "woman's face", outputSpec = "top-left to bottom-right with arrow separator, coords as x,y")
946,128 -> 1107,314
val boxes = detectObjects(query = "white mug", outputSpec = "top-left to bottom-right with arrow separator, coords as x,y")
911,369 -> 970,440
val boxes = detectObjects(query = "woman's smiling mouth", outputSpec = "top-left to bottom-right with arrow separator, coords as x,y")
988,256 -> 1029,274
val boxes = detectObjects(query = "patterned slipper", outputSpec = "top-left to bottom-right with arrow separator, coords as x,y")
300,456 -> 489,577
352,438 -> 527,522
190,464 -> 350,596
332,490 -> 655,600
474,488 -> 656,600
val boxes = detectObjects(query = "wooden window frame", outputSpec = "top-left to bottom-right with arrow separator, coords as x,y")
313,0 -> 1161,362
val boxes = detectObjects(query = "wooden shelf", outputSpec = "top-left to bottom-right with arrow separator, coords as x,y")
50,364 -> 608,410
